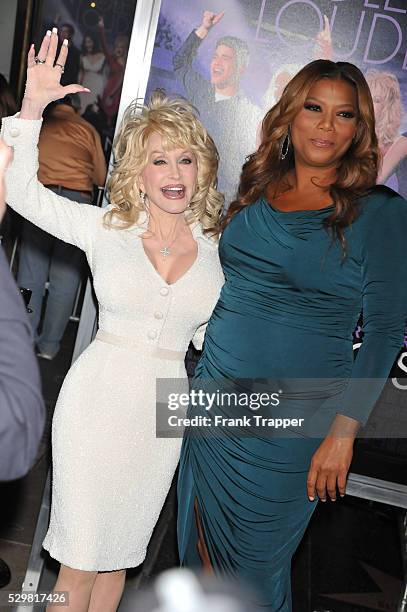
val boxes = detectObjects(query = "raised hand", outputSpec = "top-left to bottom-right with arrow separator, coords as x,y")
0,138 -> 13,220
201,10 -> 225,30
314,14 -> 333,60
196,11 -> 225,39
21,28 -> 90,119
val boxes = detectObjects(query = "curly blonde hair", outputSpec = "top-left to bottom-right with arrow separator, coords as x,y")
365,70 -> 402,148
104,91 -> 223,236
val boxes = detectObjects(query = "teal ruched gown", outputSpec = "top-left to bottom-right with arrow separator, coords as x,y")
177,186 -> 407,611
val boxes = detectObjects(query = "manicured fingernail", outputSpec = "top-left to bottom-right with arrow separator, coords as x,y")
52,27 -> 58,34
46,30 -> 51,36
63,39 -> 68,46
308,496 -> 315,501
321,498 -> 326,502
82,88 -> 91,92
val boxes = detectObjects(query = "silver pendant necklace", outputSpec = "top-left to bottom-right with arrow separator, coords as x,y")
160,246 -> 171,258
159,234 -> 178,258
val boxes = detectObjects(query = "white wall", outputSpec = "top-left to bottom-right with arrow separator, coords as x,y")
0,0 -> 18,80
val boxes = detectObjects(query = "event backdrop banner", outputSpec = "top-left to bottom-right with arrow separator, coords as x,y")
139,0 -> 407,437
142,0 -> 407,204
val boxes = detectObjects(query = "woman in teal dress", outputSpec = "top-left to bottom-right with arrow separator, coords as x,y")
177,59 -> 407,611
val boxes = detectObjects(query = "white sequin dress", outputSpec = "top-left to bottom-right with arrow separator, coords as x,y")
2,116 -> 224,571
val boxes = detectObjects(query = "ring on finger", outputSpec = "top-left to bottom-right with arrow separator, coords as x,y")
34,56 -> 46,64
55,63 -> 65,73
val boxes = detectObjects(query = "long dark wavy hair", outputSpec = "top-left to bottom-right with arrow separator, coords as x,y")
81,31 -> 101,55
223,60 -> 380,251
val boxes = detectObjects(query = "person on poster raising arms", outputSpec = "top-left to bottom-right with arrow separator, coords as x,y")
173,10 -> 262,205
365,70 -> 407,196
1,28 -> 224,612
177,60 -> 407,611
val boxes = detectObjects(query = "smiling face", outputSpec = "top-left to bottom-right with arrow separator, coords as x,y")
139,132 -> 198,216
291,78 -> 358,170
114,38 -> 128,59
210,44 -> 238,90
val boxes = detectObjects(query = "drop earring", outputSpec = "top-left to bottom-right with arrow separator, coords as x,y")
280,128 -> 291,160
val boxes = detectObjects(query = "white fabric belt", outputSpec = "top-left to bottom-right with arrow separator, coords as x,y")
95,330 -> 186,361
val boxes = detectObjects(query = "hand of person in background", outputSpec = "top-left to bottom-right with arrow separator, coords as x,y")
0,138 -> 13,221
21,29 -> 90,120
196,10 -> 225,40
314,14 -> 333,60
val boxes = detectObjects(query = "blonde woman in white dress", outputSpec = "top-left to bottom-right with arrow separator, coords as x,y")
1,29 -> 224,612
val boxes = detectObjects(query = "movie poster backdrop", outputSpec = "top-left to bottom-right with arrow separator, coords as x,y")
145,1 -> 407,198
144,0 -> 407,442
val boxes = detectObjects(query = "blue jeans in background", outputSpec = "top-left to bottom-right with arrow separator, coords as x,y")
17,186 -> 92,358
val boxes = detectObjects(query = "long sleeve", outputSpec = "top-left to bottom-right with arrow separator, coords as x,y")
173,31 -> 212,104
1,115 -> 103,253
339,195 -> 407,425
91,129 -> 107,187
0,247 -> 45,481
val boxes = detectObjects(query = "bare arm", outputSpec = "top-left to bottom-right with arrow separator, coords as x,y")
378,136 -> 407,184
97,16 -> 113,66
314,14 -> 333,60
